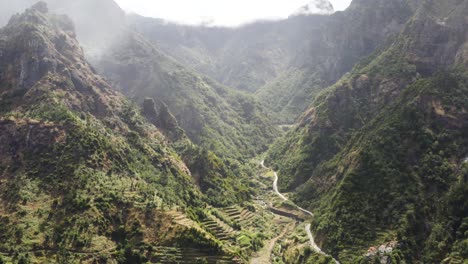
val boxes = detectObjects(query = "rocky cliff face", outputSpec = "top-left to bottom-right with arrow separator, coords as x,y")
0,1 -> 120,116
270,0 -> 467,190
143,97 -> 185,141
256,0 -> 417,123
0,0 -> 280,160
0,0 -> 125,57
1,0 -> 466,263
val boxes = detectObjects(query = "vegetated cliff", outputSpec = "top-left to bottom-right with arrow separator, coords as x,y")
141,97 -> 254,207
93,29 -> 279,160
0,0 -> 277,200
268,0 -> 468,262
0,4 -> 239,262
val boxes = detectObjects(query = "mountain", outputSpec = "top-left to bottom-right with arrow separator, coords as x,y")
127,0 -> 416,124
256,0 -> 416,123
92,30 -> 279,160
126,14 -> 329,123
291,0 -> 335,16
0,0 -> 125,53
0,3 -> 248,262
125,14 -> 307,94
0,0 -> 280,160
267,0 -> 468,262
1,0 -> 467,263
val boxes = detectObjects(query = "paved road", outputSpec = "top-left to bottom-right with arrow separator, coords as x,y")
272,170 -> 288,201
260,160 -> 340,264
306,223 -> 324,253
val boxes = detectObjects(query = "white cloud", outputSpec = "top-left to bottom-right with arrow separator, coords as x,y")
114,0 -> 352,26
331,0 -> 353,11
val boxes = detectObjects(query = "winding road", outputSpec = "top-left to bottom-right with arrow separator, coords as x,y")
260,160 -> 340,264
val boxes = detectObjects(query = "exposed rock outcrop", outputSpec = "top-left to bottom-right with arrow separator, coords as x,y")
291,0 -> 335,16
143,97 -> 185,141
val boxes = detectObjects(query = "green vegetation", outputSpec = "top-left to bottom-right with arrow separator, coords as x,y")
96,31 -> 279,161
0,93 -> 210,257
267,1 -> 468,260
256,68 -> 328,124
0,8 -> 245,262
317,74 -> 467,256
269,63 -> 468,264
2,1 -> 468,264
176,144 -> 254,207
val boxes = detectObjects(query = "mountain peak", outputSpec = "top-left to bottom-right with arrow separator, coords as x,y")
30,1 -> 48,13
291,0 -> 335,16
0,3 -> 119,118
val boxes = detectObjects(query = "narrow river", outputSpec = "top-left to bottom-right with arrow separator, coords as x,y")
260,160 -> 340,264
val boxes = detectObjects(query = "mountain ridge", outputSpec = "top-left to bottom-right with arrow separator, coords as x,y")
0,4 -> 249,262
267,0 -> 468,262
128,0 -> 417,124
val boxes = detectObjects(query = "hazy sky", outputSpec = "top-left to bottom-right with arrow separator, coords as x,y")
114,0 -> 353,26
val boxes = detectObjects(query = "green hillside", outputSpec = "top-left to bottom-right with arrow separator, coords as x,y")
0,4 -> 246,262
94,30 -> 279,160
267,0 -> 468,262
0,0 -> 467,263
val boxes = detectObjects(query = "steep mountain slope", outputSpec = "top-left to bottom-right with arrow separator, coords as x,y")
128,0 -> 417,124
0,0 -> 280,160
1,0 -> 466,263
93,30 -> 279,160
126,15 -> 325,94
267,0 -> 468,262
256,0 -> 418,123
140,97 -> 254,207
0,0 -> 125,53
0,4 -> 242,262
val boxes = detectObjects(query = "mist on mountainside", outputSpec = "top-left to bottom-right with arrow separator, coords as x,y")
0,0 -> 125,58
0,0 -> 338,59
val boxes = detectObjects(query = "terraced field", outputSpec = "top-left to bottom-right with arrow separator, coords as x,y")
201,214 -> 238,242
221,206 -> 256,226
169,211 -> 198,228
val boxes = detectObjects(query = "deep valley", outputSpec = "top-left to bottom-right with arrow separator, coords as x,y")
0,0 -> 467,263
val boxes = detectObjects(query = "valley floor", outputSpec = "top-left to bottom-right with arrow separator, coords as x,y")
257,160 -> 339,264
250,221 -> 295,264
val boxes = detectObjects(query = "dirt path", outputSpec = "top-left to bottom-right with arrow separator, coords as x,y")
250,222 -> 294,264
